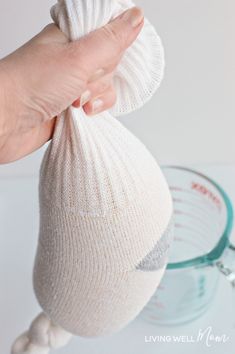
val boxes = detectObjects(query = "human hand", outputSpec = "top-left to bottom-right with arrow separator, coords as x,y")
0,7 -> 144,163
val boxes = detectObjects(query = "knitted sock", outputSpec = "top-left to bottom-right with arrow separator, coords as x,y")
11,1 -> 173,353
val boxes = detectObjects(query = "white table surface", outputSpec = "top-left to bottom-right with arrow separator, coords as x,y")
1,165 -> 235,354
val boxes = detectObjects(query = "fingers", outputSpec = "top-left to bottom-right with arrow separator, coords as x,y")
68,7 -> 144,80
79,84 -> 116,116
72,73 -> 113,107
69,7 -> 144,115
87,73 -> 113,96
72,73 -> 117,115
38,7 -> 144,117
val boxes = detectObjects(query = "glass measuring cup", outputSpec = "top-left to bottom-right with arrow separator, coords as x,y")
141,166 -> 235,325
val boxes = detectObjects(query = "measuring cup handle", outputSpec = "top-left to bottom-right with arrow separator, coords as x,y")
216,242 -> 235,288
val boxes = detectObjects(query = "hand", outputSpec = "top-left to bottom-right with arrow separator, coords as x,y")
0,7 -> 144,164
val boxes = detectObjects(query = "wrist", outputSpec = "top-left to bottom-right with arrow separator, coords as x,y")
0,62 -> 6,125
0,61 -> 13,137
0,59 -> 24,140
0,64 -> 9,153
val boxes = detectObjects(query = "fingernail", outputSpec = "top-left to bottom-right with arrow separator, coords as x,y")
89,68 -> 105,83
92,99 -> 103,114
122,7 -> 144,28
80,90 -> 91,106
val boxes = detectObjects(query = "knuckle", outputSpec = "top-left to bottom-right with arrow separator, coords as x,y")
63,43 -> 90,83
97,79 -> 110,94
64,42 -> 81,63
101,25 -> 125,53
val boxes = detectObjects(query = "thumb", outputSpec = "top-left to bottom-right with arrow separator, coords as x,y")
69,7 -> 144,79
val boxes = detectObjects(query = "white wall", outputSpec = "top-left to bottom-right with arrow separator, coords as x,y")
0,0 -> 234,177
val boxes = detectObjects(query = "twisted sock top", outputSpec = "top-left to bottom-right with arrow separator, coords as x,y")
51,0 -> 165,116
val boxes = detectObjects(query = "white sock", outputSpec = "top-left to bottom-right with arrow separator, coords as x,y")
12,1 -> 173,353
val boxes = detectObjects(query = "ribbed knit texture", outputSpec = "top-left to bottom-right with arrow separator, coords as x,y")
51,0 -> 165,116
11,1 -> 173,353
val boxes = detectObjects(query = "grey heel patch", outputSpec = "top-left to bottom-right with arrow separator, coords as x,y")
136,216 -> 174,272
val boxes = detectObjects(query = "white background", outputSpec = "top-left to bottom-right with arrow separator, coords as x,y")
0,0 -> 234,178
